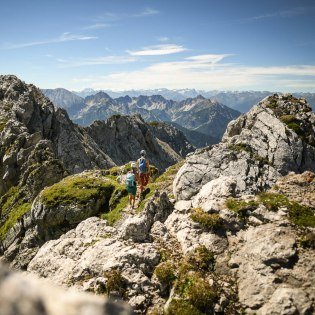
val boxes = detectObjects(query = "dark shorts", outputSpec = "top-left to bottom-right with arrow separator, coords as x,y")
139,173 -> 149,186
127,185 -> 137,196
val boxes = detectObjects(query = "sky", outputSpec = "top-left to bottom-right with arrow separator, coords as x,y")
0,0 -> 315,92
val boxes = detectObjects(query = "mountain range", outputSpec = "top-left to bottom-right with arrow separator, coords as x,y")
73,88 -> 315,112
42,89 -> 240,145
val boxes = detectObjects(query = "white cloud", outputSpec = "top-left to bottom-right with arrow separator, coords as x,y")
134,8 -> 159,17
58,55 -> 136,68
127,44 -> 187,56
94,8 -> 159,22
70,54 -> 315,92
82,23 -> 111,30
1,32 -> 97,49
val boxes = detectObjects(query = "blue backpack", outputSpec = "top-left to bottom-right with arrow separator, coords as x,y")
126,173 -> 136,187
139,158 -> 147,173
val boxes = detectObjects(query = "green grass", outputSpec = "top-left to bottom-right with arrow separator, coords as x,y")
266,100 -> 278,109
155,161 -> 185,184
286,122 -> 303,136
0,120 -> 8,132
190,208 -> 222,230
289,202 -> 315,228
167,299 -> 203,315
228,143 -> 251,154
175,272 -> 217,314
155,261 -> 177,288
0,186 -> 20,215
226,198 -> 258,219
103,269 -> 126,297
187,245 -> 215,272
101,194 -> 129,225
258,192 -> 289,211
280,115 -> 297,124
40,175 -> 118,208
298,231 -> 315,249
0,202 -> 31,240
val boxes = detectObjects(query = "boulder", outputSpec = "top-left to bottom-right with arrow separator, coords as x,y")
0,262 -> 131,315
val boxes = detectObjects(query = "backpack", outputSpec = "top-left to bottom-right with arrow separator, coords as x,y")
139,157 -> 147,173
126,173 -> 135,187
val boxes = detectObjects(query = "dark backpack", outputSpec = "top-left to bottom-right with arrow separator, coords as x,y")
126,173 -> 136,187
139,157 -> 147,173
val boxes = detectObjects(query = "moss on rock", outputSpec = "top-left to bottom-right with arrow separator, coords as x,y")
190,208 -> 222,230
40,173 -> 120,208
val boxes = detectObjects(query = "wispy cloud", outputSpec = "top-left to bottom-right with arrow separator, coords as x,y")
134,8 -> 159,17
58,55 -> 136,68
94,7 -> 159,22
244,6 -> 310,22
1,32 -> 97,49
82,23 -> 111,30
71,54 -> 315,92
127,44 -> 187,56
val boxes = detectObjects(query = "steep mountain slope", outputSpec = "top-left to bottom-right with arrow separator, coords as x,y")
85,115 -> 194,170
0,76 -> 114,197
171,95 -> 241,139
42,88 -> 86,116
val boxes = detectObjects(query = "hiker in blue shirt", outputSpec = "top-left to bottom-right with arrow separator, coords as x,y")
137,150 -> 150,199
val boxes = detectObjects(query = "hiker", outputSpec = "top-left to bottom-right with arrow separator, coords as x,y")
131,162 -> 139,182
126,166 -> 137,209
137,150 -> 150,199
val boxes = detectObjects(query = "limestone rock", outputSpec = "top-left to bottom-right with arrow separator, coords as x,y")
28,217 -> 160,313
229,223 -> 314,313
174,95 -> 315,200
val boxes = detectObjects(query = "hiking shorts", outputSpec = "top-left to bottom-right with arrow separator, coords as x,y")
139,173 -> 149,186
127,185 -> 137,196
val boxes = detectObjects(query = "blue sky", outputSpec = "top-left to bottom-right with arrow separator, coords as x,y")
1,0 -> 315,91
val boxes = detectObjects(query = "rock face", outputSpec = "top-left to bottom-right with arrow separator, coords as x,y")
28,193 -> 174,313
42,88 -> 86,116
85,115 -> 193,171
174,94 -> 315,200
0,263 -> 132,315
0,75 -> 114,197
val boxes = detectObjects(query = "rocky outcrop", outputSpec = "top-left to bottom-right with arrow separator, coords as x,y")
0,171 -> 125,269
85,115 -> 193,171
0,263 -> 132,315
0,75 -> 114,197
174,94 -> 315,200
28,193 -> 174,313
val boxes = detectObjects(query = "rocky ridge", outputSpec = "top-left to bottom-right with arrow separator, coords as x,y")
174,94 -> 315,200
